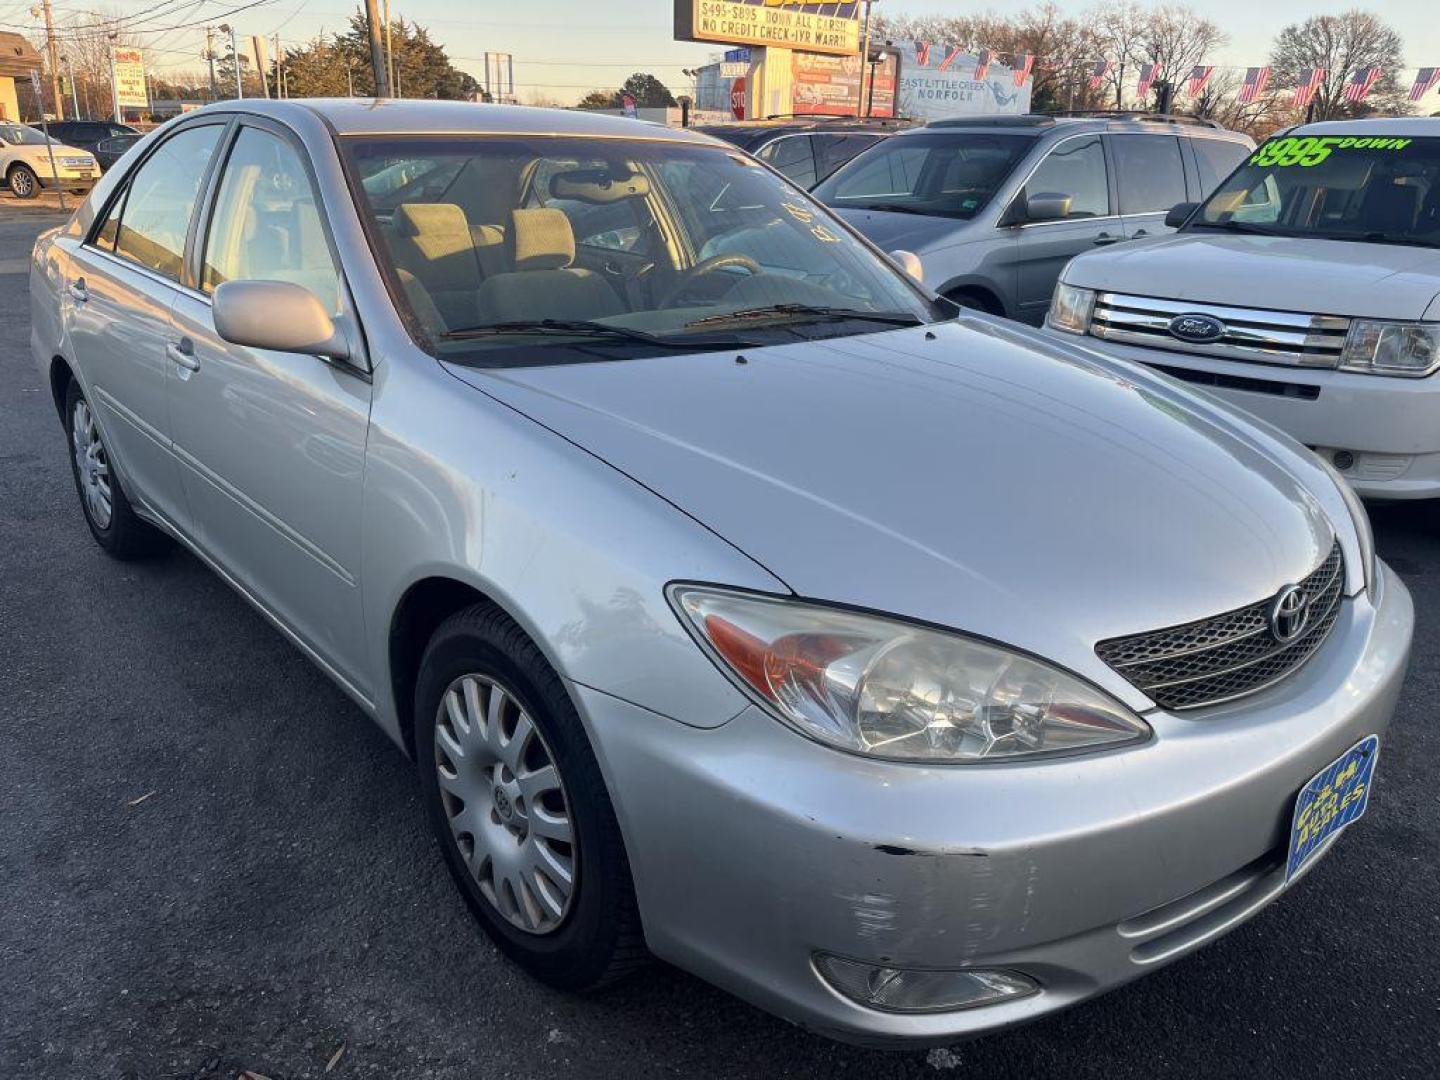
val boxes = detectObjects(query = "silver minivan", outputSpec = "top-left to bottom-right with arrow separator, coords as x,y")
813,114 -> 1252,323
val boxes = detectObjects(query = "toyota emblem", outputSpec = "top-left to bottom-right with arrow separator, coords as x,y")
1268,585 -> 1311,644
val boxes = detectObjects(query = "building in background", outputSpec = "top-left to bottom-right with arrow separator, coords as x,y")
0,33 -> 44,121
895,44 -> 1032,121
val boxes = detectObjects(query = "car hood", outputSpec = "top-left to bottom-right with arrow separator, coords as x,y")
1063,232 -> 1440,319
832,207 -> 969,254
444,319 -> 1340,709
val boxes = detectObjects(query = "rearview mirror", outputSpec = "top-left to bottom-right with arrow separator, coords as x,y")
1165,202 -> 1199,228
1022,192 -> 1072,223
549,168 -> 651,203
213,280 -> 348,359
889,249 -> 924,284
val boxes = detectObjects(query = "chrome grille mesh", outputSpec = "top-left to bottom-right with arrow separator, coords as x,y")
1096,542 -> 1345,710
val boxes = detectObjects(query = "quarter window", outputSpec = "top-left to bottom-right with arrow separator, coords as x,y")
94,124 -> 222,279
1193,139 -> 1250,193
1022,136 -> 1109,218
202,127 -> 342,314
1111,134 -> 1187,214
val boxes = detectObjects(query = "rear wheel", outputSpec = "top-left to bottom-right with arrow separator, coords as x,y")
63,379 -> 169,558
8,164 -> 39,199
415,604 -> 646,990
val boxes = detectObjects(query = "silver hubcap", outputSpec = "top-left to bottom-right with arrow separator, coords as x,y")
13,170 -> 33,196
71,398 -> 112,529
433,674 -> 576,935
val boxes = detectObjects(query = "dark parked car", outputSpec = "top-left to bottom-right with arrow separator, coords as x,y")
43,120 -> 138,157
94,133 -> 142,171
697,116 -> 913,188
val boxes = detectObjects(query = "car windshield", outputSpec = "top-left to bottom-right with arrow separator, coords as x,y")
0,123 -> 54,146
1191,133 -> 1440,248
812,131 -> 1035,219
343,135 -> 936,365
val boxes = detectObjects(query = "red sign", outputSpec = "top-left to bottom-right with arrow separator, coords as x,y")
790,50 -> 897,117
731,76 -> 746,119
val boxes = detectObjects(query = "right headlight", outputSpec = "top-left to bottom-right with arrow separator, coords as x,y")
1047,282 -> 1096,335
1338,320 -> 1440,377
669,585 -> 1149,763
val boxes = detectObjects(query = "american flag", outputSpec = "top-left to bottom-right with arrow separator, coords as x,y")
1012,53 -> 1035,87
1136,62 -> 1162,97
1342,67 -> 1383,102
1186,65 -> 1214,97
1088,59 -> 1113,89
914,42 -> 932,68
1237,66 -> 1271,103
1409,67 -> 1440,102
1293,68 -> 1326,108
974,49 -> 994,82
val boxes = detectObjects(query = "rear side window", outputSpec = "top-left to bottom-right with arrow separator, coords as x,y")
1193,139 -> 1250,193
757,136 -> 818,188
1111,134 -> 1187,214
814,134 -> 880,180
94,124 -> 223,280
1023,135 -> 1109,218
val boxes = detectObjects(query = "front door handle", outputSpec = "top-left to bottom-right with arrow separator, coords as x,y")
68,277 -> 88,302
1131,229 -> 1150,238
1093,232 -> 1121,246
166,338 -> 200,372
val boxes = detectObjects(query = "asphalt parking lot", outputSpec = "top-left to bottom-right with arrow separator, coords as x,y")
1,207 -> 1437,1079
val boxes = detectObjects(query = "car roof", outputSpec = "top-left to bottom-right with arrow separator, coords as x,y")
209,98 -> 721,145
909,113 -> 1246,139
698,117 -> 905,146
1291,116 -> 1440,137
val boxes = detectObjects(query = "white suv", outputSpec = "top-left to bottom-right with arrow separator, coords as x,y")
1047,117 -> 1440,499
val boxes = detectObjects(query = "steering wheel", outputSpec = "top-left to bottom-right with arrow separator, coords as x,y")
660,253 -> 762,308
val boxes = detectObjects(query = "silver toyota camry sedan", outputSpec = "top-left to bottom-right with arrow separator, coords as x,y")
31,100 -> 1412,1046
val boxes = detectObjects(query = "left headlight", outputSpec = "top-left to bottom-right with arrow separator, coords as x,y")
1339,320 -> 1440,377
1047,282 -> 1096,335
669,585 -> 1149,763
1315,456 -> 1377,596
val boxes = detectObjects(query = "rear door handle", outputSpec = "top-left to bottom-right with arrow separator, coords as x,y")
1093,232 -> 1121,246
68,278 -> 88,302
166,338 -> 199,372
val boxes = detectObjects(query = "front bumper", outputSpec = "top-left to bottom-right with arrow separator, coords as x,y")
1064,332 -> 1440,500
573,562 -> 1411,1047
37,171 -> 97,191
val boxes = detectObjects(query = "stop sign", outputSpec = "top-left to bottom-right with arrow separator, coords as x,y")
730,77 -> 746,120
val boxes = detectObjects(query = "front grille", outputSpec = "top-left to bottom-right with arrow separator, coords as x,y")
1096,542 -> 1345,710
1091,292 -> 1350,368
1144,361 -> 1321,400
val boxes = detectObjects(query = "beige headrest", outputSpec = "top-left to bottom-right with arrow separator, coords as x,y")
511,208 -> 575,272
393,203 -> 470,249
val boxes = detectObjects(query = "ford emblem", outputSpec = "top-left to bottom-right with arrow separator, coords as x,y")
1168,313 -> 1226,344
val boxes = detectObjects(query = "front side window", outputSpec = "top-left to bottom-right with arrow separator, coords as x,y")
813,132 -> 1036,219
97,124 -> 223,280
757,136 -> 818,188
202,126 -> 342,314
814,133 -> 881,180
344,135 -> 936,365
1192,134 -> 1440,247
1110,134 -> 1187,214
0,123 -> 53,146
1021,136 -> 1109,219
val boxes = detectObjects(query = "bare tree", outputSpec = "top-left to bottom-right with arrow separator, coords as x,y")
1269,10 -> 1408,120
1091,1 -> 1148,108
1191,69 -> 1297,136
1137,5 -> 1228,111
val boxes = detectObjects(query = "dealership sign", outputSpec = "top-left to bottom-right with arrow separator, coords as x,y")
791,49 -> 897,117
897,42 -> 1031,120
675,0 -> 860,56
112,47 -> 148,110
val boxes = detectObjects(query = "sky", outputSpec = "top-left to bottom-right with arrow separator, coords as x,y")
6,0 -> 1438,104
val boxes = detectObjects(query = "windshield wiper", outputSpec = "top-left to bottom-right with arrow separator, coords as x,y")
441,319 -> 755,350
684,304 -> 923,330
1186,219 -> 1284,236
1354,232 -> 1438,249
845,201 -> 928,216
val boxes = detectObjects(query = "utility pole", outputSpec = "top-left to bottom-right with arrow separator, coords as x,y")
62,54 -> 79,118
858,0 -> 873,118
273,34 -> 284,98
39,0 -> 64,119
108,36 -> 121,122
383,0 -> 397,97
221,23 -> 242,98
363,0 -> 390,97
345,57 -> 355,97
204,26 -> 218,101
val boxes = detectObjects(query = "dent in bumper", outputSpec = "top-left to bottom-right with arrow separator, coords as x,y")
573,564 -> 1412,1045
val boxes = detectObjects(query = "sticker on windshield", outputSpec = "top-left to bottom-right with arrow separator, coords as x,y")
1249,135 -> 1413,168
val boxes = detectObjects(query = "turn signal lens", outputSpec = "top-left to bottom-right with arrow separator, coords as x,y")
669,586 -> 1148,763
815,954 -> 1038,1013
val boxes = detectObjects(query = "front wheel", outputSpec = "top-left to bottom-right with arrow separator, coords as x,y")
9,164 -> 40,199
415,604 -> 646,990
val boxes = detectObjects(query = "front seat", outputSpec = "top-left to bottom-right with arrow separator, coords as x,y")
476,208 -> 623,324
388,203 -> 485,330
1358,180 -> 1421,234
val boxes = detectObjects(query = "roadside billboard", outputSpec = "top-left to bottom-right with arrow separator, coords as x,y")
675,0 -> 860,57
112,47 -> 147,110
790,48 -> 898,117
896,43 -> 1031,121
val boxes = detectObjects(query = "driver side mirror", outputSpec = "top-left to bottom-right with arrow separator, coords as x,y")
213,280 -> 349,359
1165,202 -> 1199,228
888,249 -> 924,284
1019,192 -> 1072,224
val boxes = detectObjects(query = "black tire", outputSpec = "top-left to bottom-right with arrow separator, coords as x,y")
415,604 -> 647,990
63,378 -> 169,558
946,289 -> 1000,315
9,164 -> 40,199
